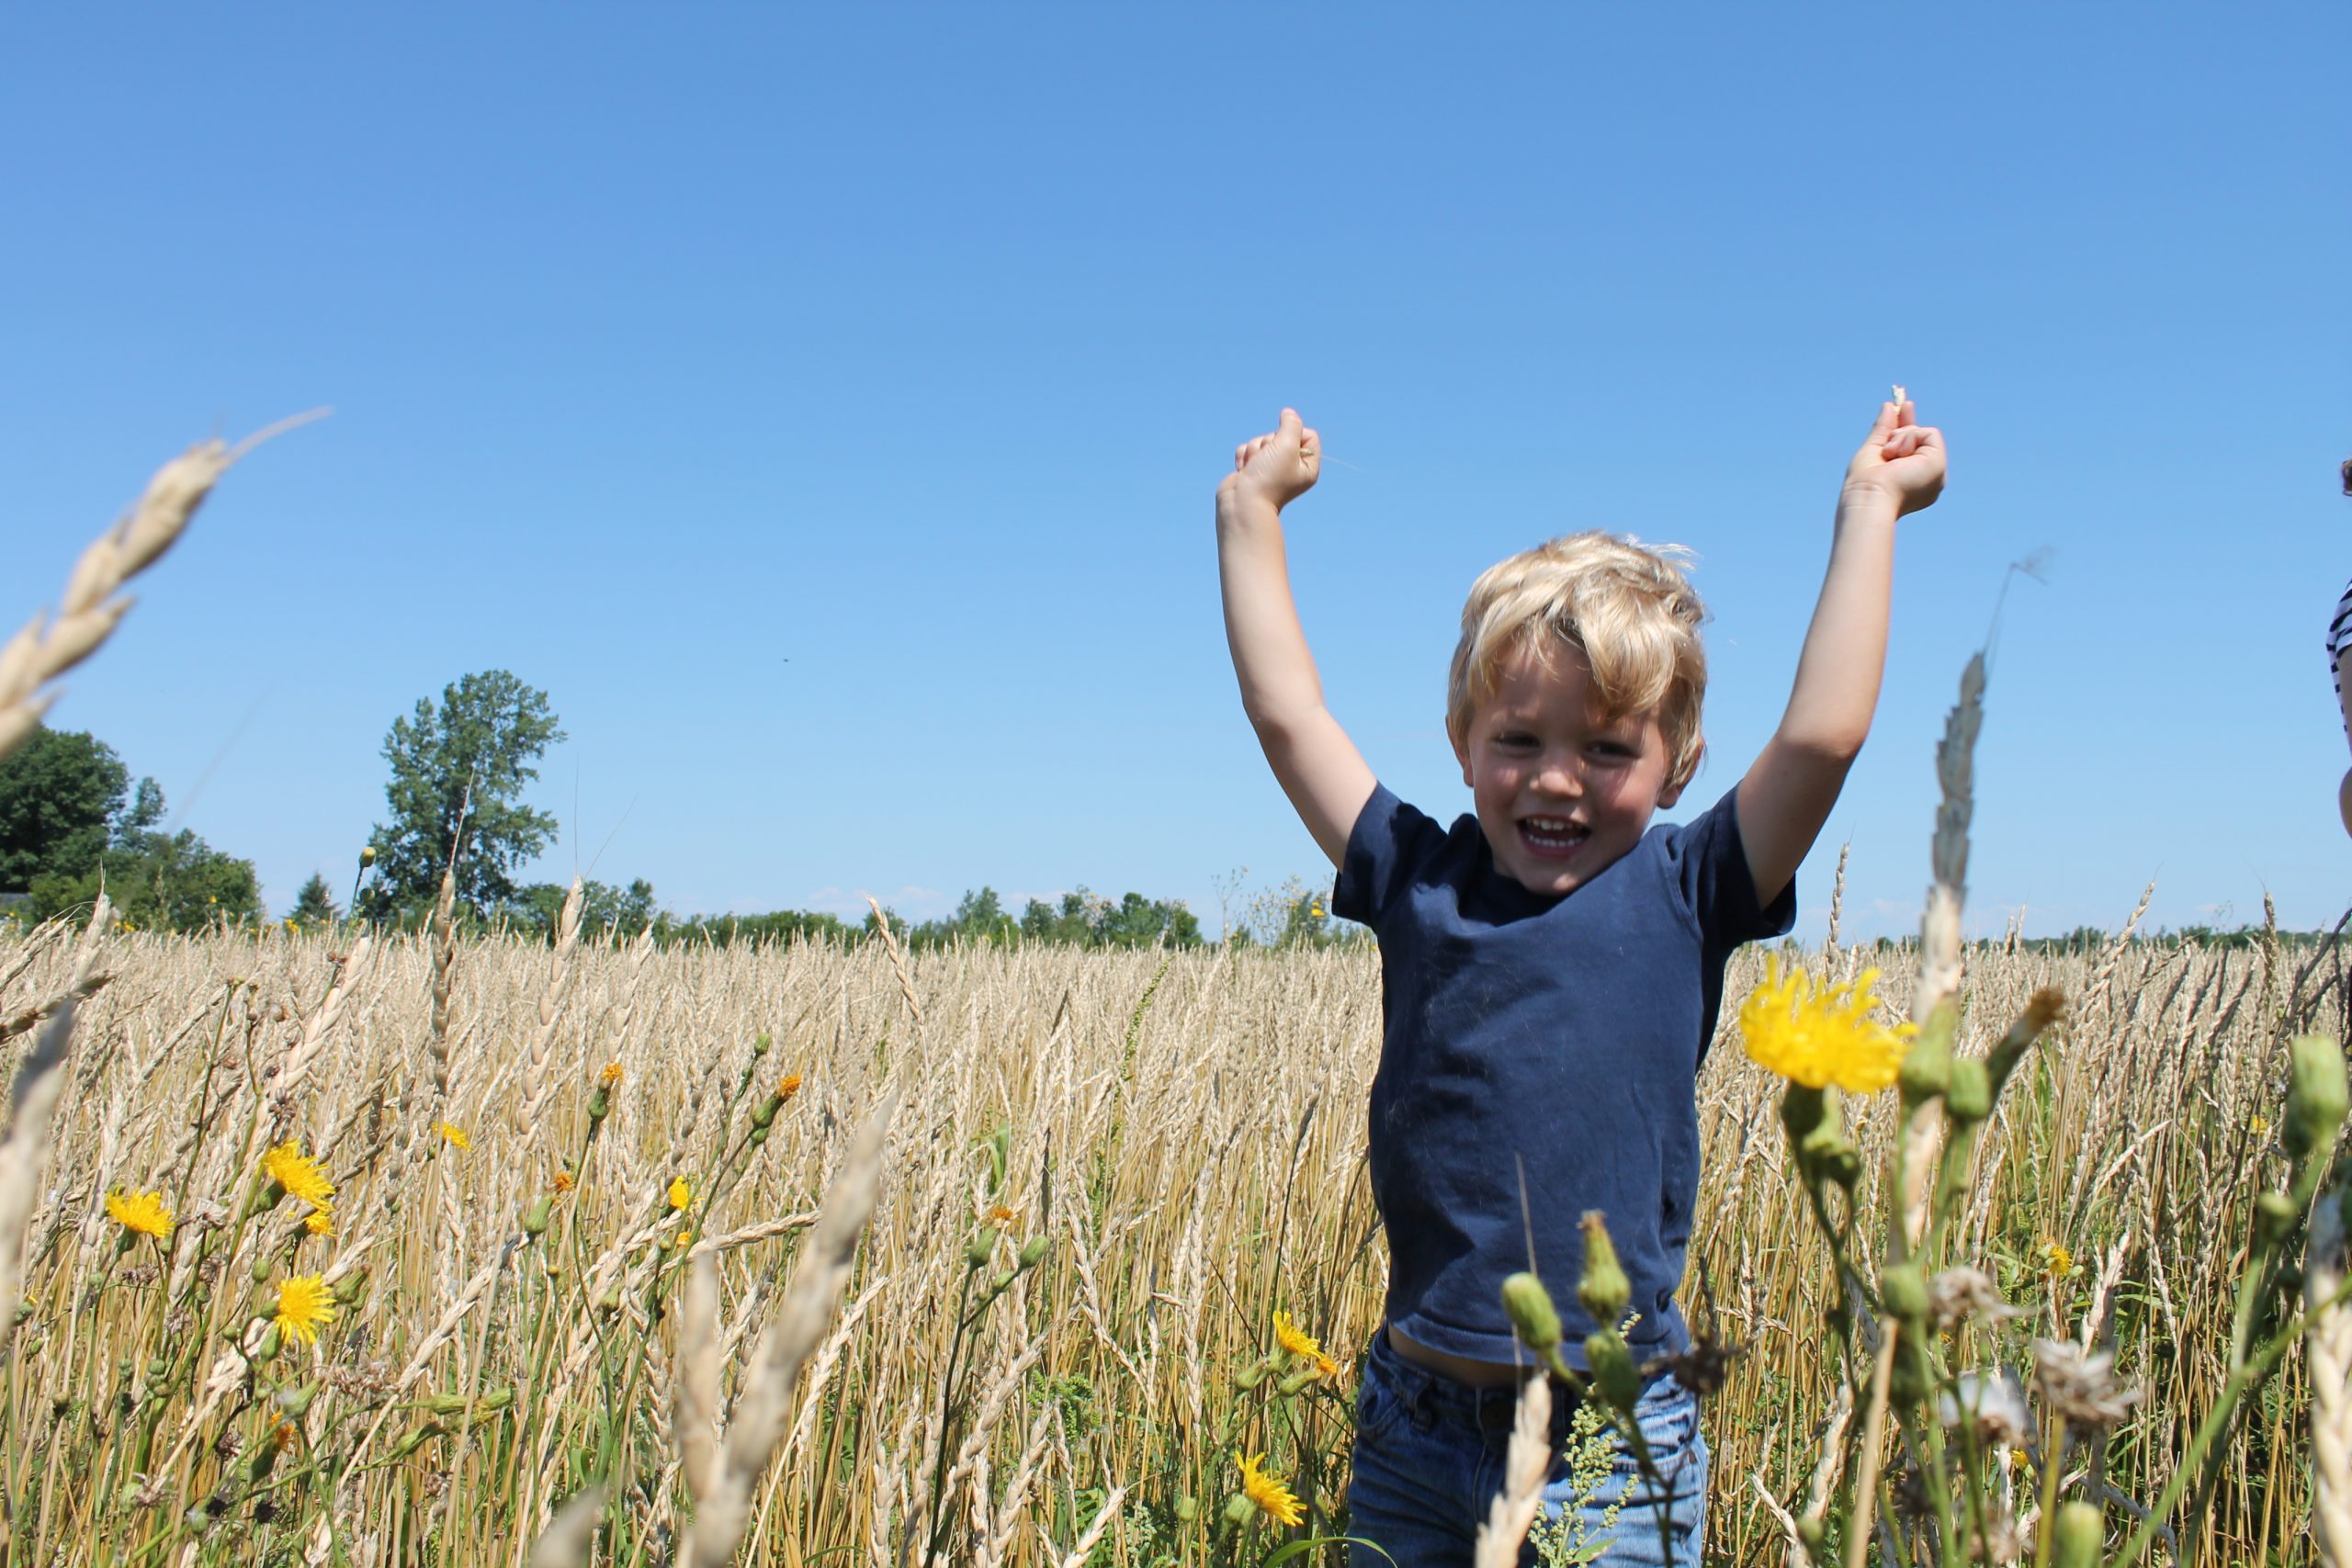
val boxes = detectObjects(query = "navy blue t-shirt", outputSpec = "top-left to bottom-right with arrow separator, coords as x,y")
1333,781 -> 1794,1365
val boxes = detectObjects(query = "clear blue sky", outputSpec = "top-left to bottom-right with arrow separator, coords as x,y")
5,6 -> 2346,939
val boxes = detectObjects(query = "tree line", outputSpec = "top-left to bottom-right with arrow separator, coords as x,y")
0,668 -> 1322,948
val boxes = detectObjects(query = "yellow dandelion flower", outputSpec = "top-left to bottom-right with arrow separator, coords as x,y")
1736,959 -> 1917,1094
269,1418 -> 298,1452
552,1169 -> 576,1195
987,1203 -> 1017,1227
1272,1309 -> 1323,1362
1315,1351 -> 1341,1382
2251,1113 -> 2271,1136
1236,1451 -> 1306,1527
600,1061 -> 624,1088
435,1122 -> 471,1151
263,1142 -> 336,1208
305,1209 -> 335,1237
778,1073 -> 803,1101
273,1275 -> 338,1347
2039,1237 -> 2074,1278
667,1177 -> 692,1212
106,1190 -> 175,1240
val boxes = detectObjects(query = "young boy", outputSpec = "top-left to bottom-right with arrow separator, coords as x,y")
1215,400 -> 1947,1566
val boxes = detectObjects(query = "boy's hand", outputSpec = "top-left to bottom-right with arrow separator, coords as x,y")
1843,399 -> 1946,517
1218,408 -> 1322,516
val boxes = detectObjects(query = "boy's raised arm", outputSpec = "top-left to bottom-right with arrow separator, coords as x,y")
1738,399 -> 1948,904
1217,408 -> 1377,870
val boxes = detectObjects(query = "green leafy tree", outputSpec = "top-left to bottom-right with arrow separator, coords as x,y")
0,727 -> 129,890
505,876 -> 661,938
28,775 -> 262,931
289,873 -> 338,925
363,671 -> 566,919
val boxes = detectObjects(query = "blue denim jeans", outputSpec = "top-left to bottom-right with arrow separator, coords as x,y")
1346,1331 -> 1709,1568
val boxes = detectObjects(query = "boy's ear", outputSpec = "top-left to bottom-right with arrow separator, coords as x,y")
1657,736 -> 1704,809
1451,723 -> 1474,788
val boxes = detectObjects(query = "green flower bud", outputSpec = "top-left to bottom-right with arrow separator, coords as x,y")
1898,1027 -> 1953,1107
752,1031 -> 773,1055
423,1386 -> 514,1415
1222,1493 -> 1256,1527
1780,1083 -> 1828,1144
1233,1362 -> 1269,1391
253,1324 -> 282,1364
587,1088 -> 611,1122
1017,1235 -> 1050,1272
1797,1517 -> 1826,1553
251,1251 -> 276,1285
751,1097 -> 779,1130
1501,1271 -> 1563,1352
333,1269 -> 370,1306
1584,1327 -> 1641,1416
965,1233 -> 995,1269
1577,1213 -> 1631,1327
277,1383 -> 317,1419
1276,1366 -> 1322,1396
1173,1495 -> 1199,1523
390,1422 -> 445,1461
359,845 -> 378,868
1945,1058 -> 1992,1124
2255,1190 -> 2298,1247
522,1196 -> 553,1237
749,1124 -> 771,1146
2288,1034 -> 2349,1157
1880,1262 -> 1929,1323
2050,1501 -> 2105,1568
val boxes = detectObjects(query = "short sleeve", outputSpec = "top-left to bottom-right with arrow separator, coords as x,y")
1668,784 -> 1797,948
1331,784 -> 1446,930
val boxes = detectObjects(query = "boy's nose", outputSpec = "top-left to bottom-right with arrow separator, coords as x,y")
1535,758 -> 1584,796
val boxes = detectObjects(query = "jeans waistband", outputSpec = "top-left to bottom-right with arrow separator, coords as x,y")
1365,1328 -> 1587,1448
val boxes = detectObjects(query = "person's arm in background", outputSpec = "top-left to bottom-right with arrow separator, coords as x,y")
2336,645 -> 2352,838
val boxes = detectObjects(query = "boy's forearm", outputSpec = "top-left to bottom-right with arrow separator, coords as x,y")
1216,491 -> 1330,732
1774,487 -> 1900,760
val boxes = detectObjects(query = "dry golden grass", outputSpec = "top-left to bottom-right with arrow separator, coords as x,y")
0,917 -> 2335,1566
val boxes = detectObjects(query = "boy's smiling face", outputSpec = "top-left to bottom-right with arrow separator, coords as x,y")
1453,634 -> 1687,897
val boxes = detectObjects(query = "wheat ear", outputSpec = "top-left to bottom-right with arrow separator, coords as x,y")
1897,653 -> 1984,1252
0,418 -> 319,761
527,1484 -> 606,1568
675,1252 -> 723,1506
427,868 -> 459,1120
680,1090 -> 897,1568
0,998 -> 80,1359
2310,1182 -> 2352,1566
1473,1374 -> 1553,1568
518,876 -> 584,1133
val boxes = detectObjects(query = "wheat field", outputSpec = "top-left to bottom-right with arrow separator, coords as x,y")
0,907 -> 2339,1567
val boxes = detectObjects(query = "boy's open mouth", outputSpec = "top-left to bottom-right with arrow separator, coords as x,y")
1517,815 -> 1589,859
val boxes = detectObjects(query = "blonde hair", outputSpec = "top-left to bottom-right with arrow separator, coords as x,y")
1444,532 -> 1709,787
